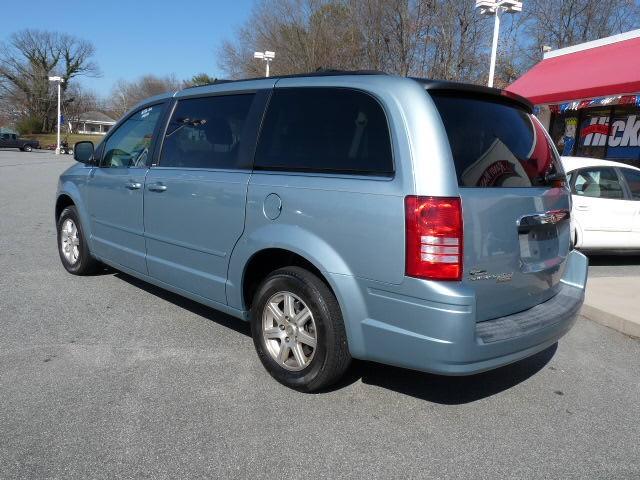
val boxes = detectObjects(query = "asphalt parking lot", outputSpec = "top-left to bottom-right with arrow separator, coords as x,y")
1,149 -> 639,479
588,253 -> 640,278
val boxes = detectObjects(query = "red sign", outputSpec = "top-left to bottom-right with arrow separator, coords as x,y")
580,123 -> 610,137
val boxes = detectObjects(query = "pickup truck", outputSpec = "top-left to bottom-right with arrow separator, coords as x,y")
0,133 -> 40,152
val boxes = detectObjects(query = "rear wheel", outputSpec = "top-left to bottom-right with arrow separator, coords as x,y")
57,206 -> 100,275
250,267 -> 351,392
22,144 -> 32,152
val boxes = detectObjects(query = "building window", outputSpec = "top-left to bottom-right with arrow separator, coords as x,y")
606,106 -> 640,163
550,112 -> 579,156
575,108 -> 610,159
550,105 -> 640,166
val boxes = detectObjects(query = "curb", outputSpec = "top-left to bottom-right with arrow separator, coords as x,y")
580,304 -> 640,339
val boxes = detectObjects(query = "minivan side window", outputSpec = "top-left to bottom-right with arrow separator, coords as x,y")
620,168 -> 640,199
159,94 -> 255,169
573,167 -> 624,199
254,88 -> 393,175
102,105 -> 162,168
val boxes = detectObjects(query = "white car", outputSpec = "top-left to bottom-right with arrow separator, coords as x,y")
561,156 -> 640,250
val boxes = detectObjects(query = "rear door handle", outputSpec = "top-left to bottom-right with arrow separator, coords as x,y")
517,209 -> 570,233
125,181 -> 142,190
147,183 -> 167,192
575,205 -> 589,211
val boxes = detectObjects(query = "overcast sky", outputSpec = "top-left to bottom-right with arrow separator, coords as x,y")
0,0 -> 255,96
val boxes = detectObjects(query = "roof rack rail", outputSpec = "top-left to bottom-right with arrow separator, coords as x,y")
182,78 -> 234,90
181,69 -> 388,90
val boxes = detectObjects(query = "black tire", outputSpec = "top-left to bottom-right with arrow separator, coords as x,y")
22,144 -> 32,152
56,205 -> 100,275
250,266 -> 351,392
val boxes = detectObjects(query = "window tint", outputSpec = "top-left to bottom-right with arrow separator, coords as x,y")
160,94 -> 255,169
620,168 -> 640,199
573,168 -> 624,199
432,94 -> 562,187
254,88 -> 393,175
102,105 -> 162,168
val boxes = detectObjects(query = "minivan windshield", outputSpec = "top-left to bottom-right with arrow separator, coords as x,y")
431,93 -> 562,188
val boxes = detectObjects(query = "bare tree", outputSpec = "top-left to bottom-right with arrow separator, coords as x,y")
216,0 -> 640,87
219,0 -> 367,78
0,29 -> 99,132
217,0 -> 492,83
106,74 -> 183,119
524,0 -> 640,63
422,0 -> 492,82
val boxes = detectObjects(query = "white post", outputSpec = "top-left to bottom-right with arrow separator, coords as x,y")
488,6 -> 501,88
56,81 -> 61,154
265,60 -> 270,78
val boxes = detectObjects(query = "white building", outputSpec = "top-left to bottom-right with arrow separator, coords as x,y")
72,111 -> 116,135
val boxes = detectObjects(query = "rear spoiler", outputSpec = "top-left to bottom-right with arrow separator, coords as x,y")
412,78 -> 534,114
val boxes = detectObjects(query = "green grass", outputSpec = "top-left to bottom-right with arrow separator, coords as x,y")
23,133 -> 104,148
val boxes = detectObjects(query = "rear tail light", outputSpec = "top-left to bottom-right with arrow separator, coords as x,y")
405,196 -> 463,281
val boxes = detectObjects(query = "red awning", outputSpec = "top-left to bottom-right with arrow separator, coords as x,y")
507,35 -> 640,105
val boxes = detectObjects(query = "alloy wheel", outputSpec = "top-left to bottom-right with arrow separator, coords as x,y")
60,218 -> 80,265
262,291 -> 317,371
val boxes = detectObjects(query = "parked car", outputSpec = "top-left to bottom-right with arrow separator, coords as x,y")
55,72 -> 588,391
0,133 -> 39,152
561,156 -> 640,250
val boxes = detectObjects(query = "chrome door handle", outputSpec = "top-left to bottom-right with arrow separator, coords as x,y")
148,183 -> 167,192
125,181 -> 142,190
575,205 -> 589,211
517,209 -> 570,233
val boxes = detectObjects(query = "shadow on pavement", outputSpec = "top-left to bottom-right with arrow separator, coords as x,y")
112,270 -> 555,403
334,344 -> 557,404
113,271 -> 251,337
586,253 -> 640,266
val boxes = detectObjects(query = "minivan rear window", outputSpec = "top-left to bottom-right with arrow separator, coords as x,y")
431,94 -> 562,188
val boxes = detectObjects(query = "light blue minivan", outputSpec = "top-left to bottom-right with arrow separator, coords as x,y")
56,72 -> 588,391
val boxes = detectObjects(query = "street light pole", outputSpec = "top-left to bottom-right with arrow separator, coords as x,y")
475,1 -> 523,88
253,51 -> 276,77
488,7 -> 501,88
48,76 -> 64,155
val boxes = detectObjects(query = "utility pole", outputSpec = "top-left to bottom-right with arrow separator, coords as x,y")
48,76 -> 65,154
253,51 -> 276,77
475,1 -> 523,88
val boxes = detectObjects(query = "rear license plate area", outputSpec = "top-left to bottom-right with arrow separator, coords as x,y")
519,224 -> 558,260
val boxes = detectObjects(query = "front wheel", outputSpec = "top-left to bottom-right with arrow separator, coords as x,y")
57,206 -> 100,275
250,267 -> 351,392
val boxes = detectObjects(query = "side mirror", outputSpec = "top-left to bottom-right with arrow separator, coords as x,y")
74,141 -> 94,164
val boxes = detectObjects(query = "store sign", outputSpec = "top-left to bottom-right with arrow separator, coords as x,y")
580,114 -> 640,158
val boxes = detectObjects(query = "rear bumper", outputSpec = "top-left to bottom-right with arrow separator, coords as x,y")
333,249 -> 588,375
